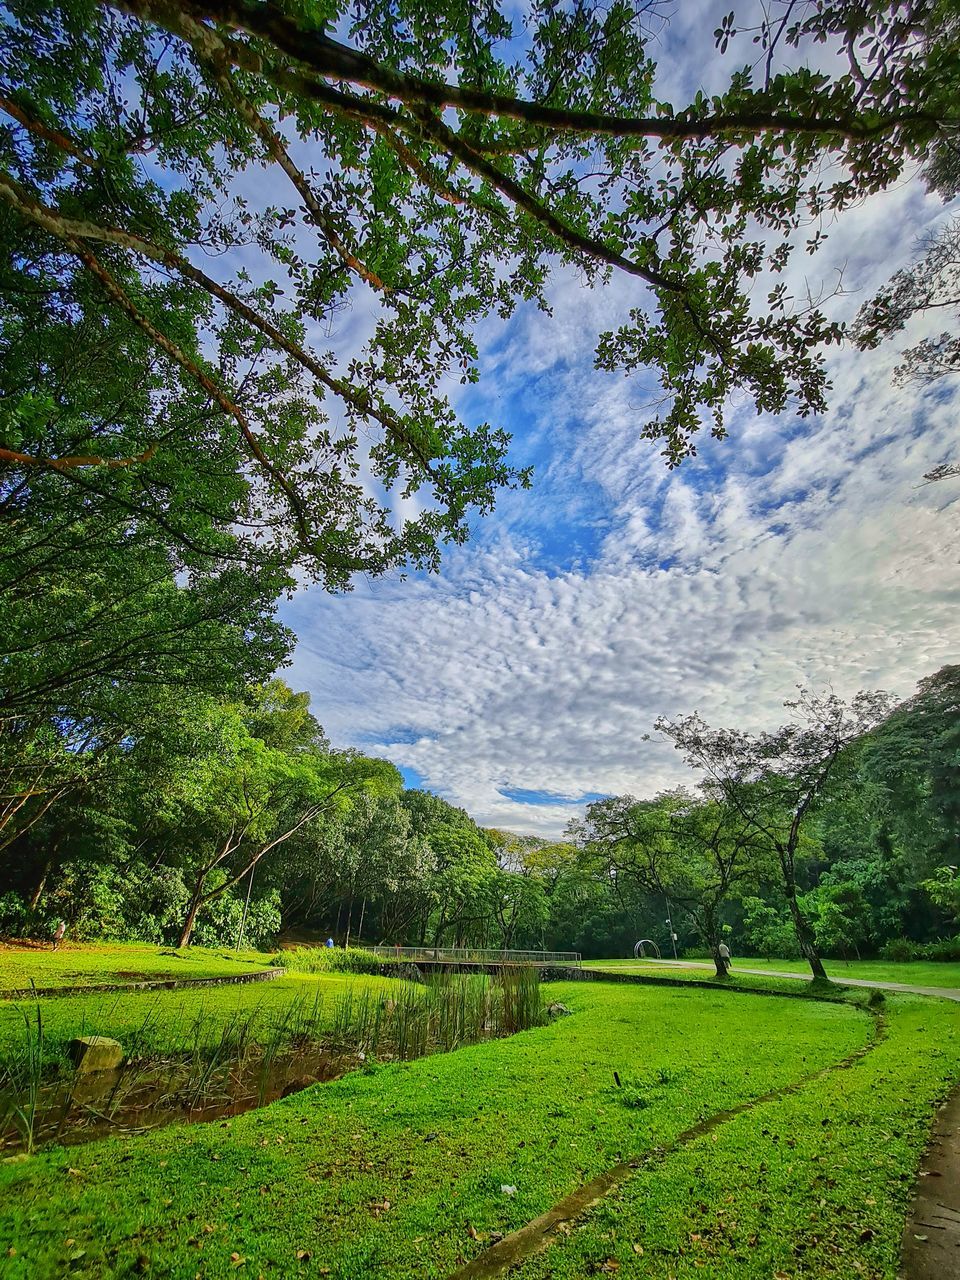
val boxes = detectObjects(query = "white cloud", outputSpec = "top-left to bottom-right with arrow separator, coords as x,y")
280,43 -> 960,839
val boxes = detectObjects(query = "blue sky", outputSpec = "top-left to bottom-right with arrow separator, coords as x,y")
280,9 -> 960,837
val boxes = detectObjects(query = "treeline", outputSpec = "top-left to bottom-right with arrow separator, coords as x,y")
571,669 -> 960,973
1,667 -> 957,969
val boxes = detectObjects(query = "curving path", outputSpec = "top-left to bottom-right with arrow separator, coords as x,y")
902,1085 -> 960,1279
589,958 -> 960,1002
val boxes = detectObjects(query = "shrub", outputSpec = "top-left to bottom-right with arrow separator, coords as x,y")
0,892 -> 30,938
192,883 -> 281,950
878,936 -> 960,962
270,945 -> 391,976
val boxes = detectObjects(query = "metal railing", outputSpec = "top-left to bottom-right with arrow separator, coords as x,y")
370,945 -> 581,969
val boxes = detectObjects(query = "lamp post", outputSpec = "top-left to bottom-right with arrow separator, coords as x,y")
664,898 -> 678,960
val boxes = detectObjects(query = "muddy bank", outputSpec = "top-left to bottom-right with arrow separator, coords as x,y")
1,1043 -> 353,1152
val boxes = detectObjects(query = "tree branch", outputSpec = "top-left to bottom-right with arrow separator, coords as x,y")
165,0 -> 938,142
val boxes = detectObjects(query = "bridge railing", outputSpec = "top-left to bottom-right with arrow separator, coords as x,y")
370,945 -> 581,969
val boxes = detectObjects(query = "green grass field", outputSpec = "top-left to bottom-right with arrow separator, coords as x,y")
0,941 -> 278,992
587,955 -> 960,988
2,978 -> 957,1279
2,946 -> 959,1278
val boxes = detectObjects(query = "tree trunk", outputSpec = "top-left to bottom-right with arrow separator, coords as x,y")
29,858 -> 52,911
344,895 -> 354,949
785,885 -> 827,980
703,910 -> 727,978
178,877 -> 206,948
357,895 -> 366,945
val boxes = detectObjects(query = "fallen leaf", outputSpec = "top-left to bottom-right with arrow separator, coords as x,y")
230,1253 -> 246,1268
914,1235 -> 929,1242
632,1243 -> 644,1255
500,1185 -> 517,1197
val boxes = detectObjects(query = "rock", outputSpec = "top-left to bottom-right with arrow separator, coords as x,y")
68,1035 -> 123,1073
547,1002 -> 572,1018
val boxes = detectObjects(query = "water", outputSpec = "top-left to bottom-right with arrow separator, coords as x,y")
0,1044 -> 352,1152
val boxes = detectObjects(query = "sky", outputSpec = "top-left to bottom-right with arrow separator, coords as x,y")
281,5 -> 960,838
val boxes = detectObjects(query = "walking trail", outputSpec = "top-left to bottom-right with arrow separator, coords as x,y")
588,958 -> 960,1002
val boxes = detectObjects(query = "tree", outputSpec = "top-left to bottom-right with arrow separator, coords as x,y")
573,790 -> 764,977
658,688 -> 893,979
853,217 -> 960,483
3,0 -> 956,537
858,666 -> 960,875
94,683 -> 369,947
490,869 -> 549,951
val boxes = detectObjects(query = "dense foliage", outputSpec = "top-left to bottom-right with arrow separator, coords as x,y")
0,666 -> 956,968
1,1 -> 958,961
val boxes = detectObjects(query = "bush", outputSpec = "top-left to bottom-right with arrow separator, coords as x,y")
271,945 -> 396,976
880,938 -> 917,962
879,936 -> 960,962
0,892 -> 30,938
192,883 -> 281,950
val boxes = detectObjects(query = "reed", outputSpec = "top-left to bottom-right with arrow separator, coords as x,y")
0,995 -> 45,1152
330,966 -> 546,1062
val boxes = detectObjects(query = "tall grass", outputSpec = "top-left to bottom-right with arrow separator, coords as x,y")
331,966 -> 545,1060
0,969 -> 543,1150
0,998 -> 45,1152
270,946 -> 389,976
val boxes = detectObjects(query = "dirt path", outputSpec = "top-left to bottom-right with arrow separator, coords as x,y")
448,1009 -> 884,1280
590,960 -> 960,1002
901,1086 -> 960,1279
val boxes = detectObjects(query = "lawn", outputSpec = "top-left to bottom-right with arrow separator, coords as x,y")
587,955 -> 960,989
0,980 -> 906,1279
0,941 -> 279,992
510,995 -> 959,1280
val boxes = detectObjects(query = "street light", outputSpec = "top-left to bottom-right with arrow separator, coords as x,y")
664,898 -> 678,961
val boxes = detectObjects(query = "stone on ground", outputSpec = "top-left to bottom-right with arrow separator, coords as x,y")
68,1035 -> 123,1072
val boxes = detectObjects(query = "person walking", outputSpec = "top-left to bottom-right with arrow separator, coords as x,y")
718,940 -> 732,974
52,919 -> 66,950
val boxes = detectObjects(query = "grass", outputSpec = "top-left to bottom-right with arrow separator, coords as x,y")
510,996 -> 960,1279
586,956 -> 960,988
0,941 -> 279,991
0,982 -> 878,1278
580,962 -> 870,1002
0,972 -> 387,1075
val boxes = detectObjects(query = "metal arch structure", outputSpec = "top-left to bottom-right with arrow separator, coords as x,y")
633,938 -> 661,959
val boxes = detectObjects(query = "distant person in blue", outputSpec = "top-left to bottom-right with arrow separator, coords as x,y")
325,937 -> 335,948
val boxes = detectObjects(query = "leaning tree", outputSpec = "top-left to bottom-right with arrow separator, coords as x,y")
657,688 -> 893,979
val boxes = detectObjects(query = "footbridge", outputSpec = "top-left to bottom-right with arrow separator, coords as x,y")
371,946 -> 581,970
